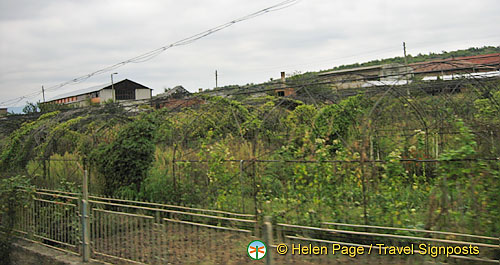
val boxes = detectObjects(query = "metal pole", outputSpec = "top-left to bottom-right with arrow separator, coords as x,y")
172,144 -> 177,190
42,85 -> 45,103
111,74 -> 115,102
82,169 -> 90,262
263,216 -> 274,265
403,41 -> 410,96
435,133 -> 439,158
43,158 -> 47,179
240,160 -> 245,213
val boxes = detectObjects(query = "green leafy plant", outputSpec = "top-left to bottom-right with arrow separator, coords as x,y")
91,118 -> 156,196
0,175 -> 34,265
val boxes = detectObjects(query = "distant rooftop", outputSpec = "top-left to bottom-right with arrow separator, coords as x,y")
319,63 -> 404,76
47,79 -> 153,102
410,53 -> 500,74
47,82 -> 110,101
318,53 -> 500,77
155,85 -> 190,99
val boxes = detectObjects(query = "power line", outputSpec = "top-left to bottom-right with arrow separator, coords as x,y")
0,0 -> 300,107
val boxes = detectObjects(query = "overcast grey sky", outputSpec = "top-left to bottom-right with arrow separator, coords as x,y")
1,0 -> 499,108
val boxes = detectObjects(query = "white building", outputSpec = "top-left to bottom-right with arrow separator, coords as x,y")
46,79 -> 153,107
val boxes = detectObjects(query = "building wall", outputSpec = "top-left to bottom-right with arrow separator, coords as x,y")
381,64 -> 411,81
100,89 -> 113,102
136,89 -> 152,100
275,87 -> 295,97
320,64 -> 410,89
328,76 -> 369,90
75,94 -> 89,107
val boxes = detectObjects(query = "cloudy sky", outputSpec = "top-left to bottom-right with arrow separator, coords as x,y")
1,0 -> 499,108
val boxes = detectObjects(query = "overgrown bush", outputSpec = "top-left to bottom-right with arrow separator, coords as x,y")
0,176 -> 34,265
91,118 -> 156,197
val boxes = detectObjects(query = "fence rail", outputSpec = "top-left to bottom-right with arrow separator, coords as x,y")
11,190 -> 80,256
8,188 -> 500,264
277,222 -> 500,264
323,221 -> 498,241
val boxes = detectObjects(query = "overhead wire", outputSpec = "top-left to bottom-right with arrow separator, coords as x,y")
0,0 -> 300,107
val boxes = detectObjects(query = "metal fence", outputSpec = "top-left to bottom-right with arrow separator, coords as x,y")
275,222 -> 500,264
10,187 -> 500,264
12,189 -> 80,255
88,196 -> 256,264
10,187 -> 259,264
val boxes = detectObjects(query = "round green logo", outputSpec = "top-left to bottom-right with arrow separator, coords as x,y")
247,240 -> 267,260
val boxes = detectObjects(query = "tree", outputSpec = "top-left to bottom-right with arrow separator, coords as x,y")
22,102 -> 38,114
91,118 -> 156,197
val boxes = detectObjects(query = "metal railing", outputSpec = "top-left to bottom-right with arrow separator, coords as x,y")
11,186 -> 257,264
12,190 -> 80,255
87,197 -> 256,264
273,222 -> 500,264
10,187 -> 500,264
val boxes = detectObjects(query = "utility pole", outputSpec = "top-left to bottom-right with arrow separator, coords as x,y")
403,42 -> 410,96
403,42 -> 408,64
42,85 -> 45,103
215,70 -> 218,88
111,72 -> 118,102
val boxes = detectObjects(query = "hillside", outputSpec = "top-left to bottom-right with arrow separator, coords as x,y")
320,45 -> 500,73
212,46 -> 500,93
1,71 -> 499,237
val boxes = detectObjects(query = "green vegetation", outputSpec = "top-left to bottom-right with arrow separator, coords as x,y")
1,47 -> 499,238
22,101 -> 72,114
91,117 -> 157,197
0,175 -> 34,265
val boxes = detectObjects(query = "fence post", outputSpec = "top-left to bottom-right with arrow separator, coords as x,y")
81,169 -> 90,262
239,160 -> 245,213
263,216 -> 274,265
435,133 -> 439,158
43,158 -> 47,179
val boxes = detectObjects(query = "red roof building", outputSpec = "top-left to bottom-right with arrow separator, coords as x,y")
410,53 -> 500,76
